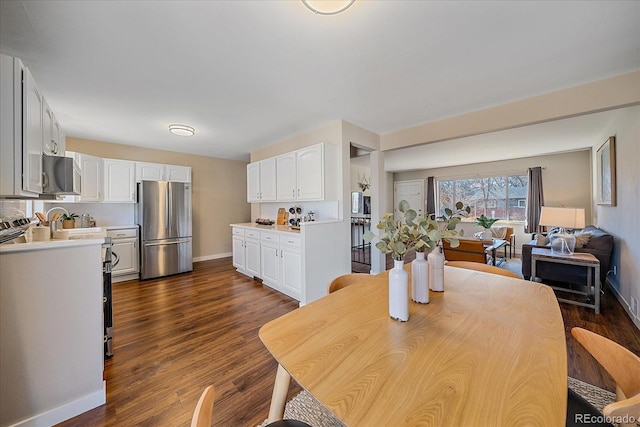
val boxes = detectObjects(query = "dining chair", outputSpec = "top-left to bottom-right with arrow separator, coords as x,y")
445,260 -> 521,279
442,240 -> 488,263
567,327 -> 640,427
191,385 -> 312,427
191,385 -> 215,427
328,273 -> 370,294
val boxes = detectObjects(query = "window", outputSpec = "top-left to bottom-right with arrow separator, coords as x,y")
437,174 -> 528,221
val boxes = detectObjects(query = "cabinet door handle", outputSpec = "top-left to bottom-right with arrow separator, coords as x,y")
297,189 -> 300,197
292,189 -> 295,197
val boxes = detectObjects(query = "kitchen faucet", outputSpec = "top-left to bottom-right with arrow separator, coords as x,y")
45,207 -> 69,232
45,207 -> 69,221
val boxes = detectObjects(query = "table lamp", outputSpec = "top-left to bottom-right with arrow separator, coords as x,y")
539,207 -> 586,255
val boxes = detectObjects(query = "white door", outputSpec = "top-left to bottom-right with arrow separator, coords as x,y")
280,246 -> 302,298
247,162 -> 260,202
260,241 -> 279,286
232,235 -> 245,270
166,165 -> 191,183
276,153 -> 296,201
42,99 -> 55,155
245,237 -> 261,278
104,159 -> 136,202
259,158 -> 277,202
112,239 -> 138,276
297,144 -> 324,200
394,180 -> 425,219
23,67 -> 43,194
80,154 -> 103,202
136,162 -> 164,182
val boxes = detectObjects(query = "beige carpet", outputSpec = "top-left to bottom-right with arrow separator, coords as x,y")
259,377 -> 615,426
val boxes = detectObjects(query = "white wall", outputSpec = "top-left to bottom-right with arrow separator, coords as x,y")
591,105 -> 640,328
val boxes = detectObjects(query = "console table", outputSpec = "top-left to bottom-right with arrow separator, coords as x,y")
530,247 -> 601,314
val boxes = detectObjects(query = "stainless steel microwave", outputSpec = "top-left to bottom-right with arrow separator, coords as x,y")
42,155 -> 81,195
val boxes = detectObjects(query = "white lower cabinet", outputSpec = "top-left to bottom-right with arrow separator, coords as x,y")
279,236 -> 302,299
108,228 -> 139,282
261,231 -> 301,300
232,227 -> 260,278
232,225 -> 302,301
260,232 -> 280,286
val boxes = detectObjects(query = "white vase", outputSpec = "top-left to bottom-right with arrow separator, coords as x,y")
482,229 -> 493,241
389,259 -> 409,321
411,251 -> 429,304
428,246 -> 445,292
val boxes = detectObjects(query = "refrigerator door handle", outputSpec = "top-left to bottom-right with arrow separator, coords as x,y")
144,238 -> 191,246
168,184 -> 173,236
166,184 -> 170,234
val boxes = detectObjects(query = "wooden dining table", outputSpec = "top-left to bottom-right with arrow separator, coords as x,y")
259,265 -> 567,426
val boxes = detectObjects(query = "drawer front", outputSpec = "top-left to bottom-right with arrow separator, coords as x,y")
232,227 -> 245,237
107,228 -> 138,239
261,232 -> 280,243
280,235 -> 301,248
245,229 -> 260,239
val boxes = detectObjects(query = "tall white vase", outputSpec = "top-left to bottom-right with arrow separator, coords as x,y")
428,246 -> 445,292
389,259 -> 409,321
411,251 -> 429,303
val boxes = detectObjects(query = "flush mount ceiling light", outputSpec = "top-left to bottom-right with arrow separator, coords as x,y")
302,0 -> 355,15
168,124 -> 195,137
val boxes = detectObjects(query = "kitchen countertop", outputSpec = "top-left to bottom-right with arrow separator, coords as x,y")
105,225 -> 138,230
0,238 -> 104,254
230,223 -> 301,234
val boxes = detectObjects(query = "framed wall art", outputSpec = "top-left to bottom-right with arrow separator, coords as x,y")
596,136 -> 616,206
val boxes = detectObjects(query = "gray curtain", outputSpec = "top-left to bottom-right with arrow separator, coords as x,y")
426,176 -> 436,218
524,167 -> 544,234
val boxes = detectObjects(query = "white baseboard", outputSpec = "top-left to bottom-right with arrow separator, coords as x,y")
193,252 -> 232,263
12,383 -> 106,427
606,277 -> 640,331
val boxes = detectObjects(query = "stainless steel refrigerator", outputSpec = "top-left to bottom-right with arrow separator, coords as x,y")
137,180 -> 193,280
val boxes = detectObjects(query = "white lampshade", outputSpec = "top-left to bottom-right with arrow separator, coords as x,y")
539,207 -> 586,229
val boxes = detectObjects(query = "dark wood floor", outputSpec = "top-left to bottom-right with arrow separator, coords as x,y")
58,257 -> 640,427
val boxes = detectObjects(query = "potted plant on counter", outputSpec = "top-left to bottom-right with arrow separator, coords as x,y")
61,213 -> 79,229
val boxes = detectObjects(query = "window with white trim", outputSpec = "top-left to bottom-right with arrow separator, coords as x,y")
437,174 -> 528,221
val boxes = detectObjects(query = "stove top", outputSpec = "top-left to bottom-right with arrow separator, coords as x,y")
0,217 -> 38,245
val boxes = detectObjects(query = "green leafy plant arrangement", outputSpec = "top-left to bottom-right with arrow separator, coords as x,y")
475,214 -> 499,229
62,213 -> 79,221
364,200 -> 470,261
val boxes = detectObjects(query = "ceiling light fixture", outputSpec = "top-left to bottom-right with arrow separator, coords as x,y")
302,0 -> 355,15
168,124 -> 195,137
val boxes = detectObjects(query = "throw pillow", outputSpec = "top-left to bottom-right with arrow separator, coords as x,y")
536,234 -> 549,246
574,231 -> 592,248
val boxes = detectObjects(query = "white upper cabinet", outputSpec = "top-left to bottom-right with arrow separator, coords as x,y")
247,162 -> 260,202
247,143 -> 326,203
260,157 -> 277,202
247,158 -> 276,202
136,162 -> 164,182
42,99 -> 64,156
22,66 -> 44,194
296,143 -> 324,201
276,152 -> 296,202
135,161 -> 191,183
79,154 -> 103,202
104,159 -> 136,202
165,165 -> 191,182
